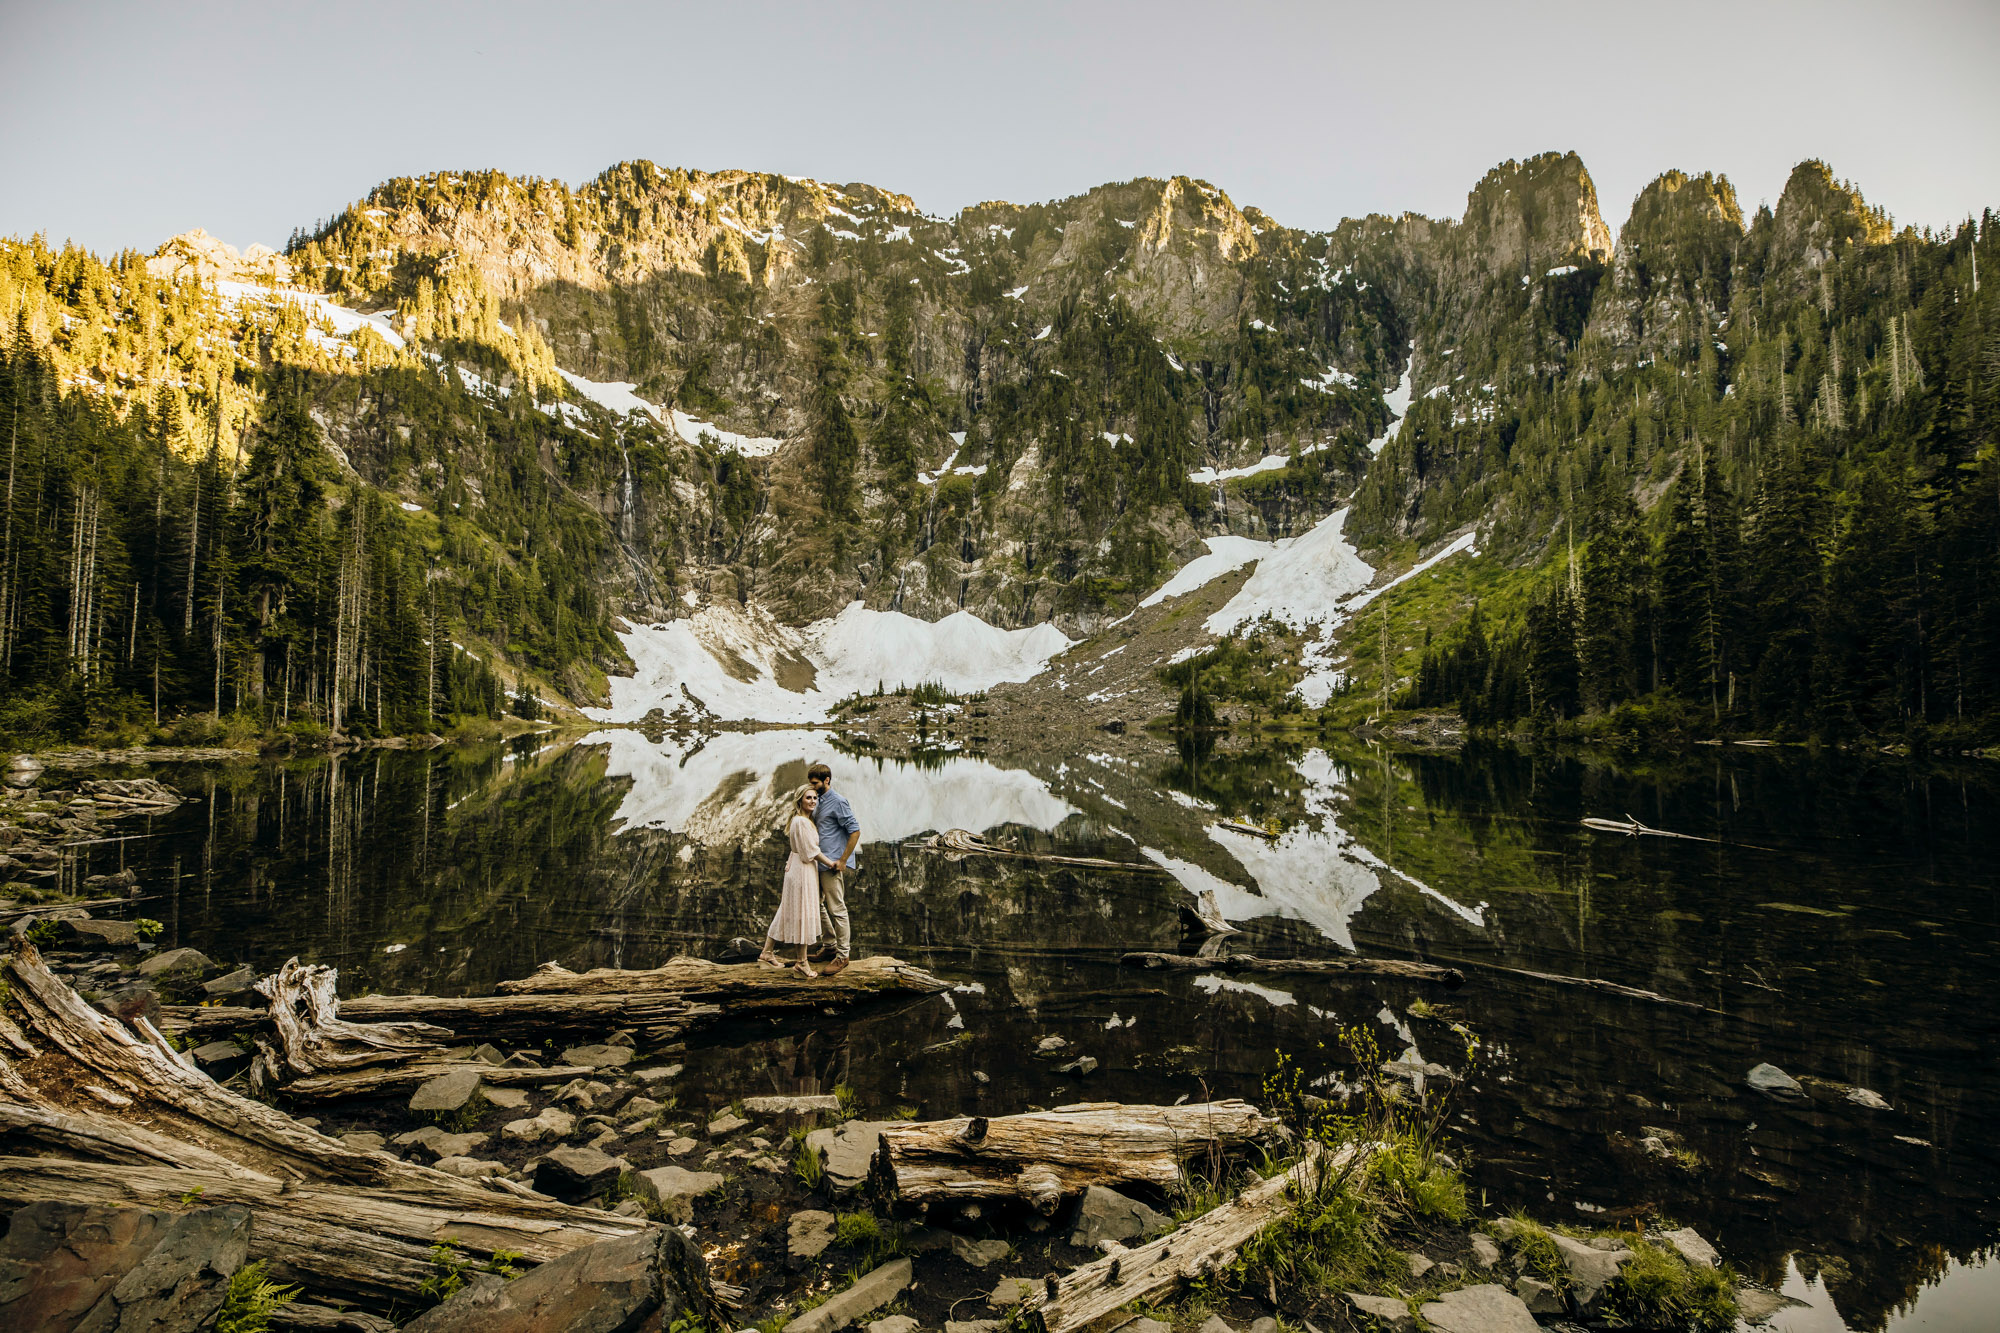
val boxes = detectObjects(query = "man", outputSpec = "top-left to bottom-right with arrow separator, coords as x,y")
805,762 -> 859,976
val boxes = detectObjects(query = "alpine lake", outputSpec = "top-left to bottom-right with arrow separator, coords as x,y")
62,727 -> 2000,1332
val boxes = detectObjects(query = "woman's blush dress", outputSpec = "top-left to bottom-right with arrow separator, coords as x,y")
770,815 -> 821,945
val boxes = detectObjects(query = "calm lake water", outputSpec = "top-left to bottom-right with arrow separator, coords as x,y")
72,731 -> 2000,1332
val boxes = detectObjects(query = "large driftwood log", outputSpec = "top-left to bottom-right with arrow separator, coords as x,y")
0,1156 -> 640,1309
494,953 -> 950,1008
1022,1142 -> 1356,1333
160,991 -> 716,1044
257,958 -> 452,1077
281,1060 -> 597,1103
873,1101 -> 1277,1214
1123,952 -> 1464,987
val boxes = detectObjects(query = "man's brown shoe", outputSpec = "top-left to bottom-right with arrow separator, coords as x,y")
821,956 -> 850,977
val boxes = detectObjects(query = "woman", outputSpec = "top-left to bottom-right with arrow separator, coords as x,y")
759,789 -> 832,976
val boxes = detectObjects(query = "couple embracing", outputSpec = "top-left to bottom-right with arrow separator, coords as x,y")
758,762 -> 859,978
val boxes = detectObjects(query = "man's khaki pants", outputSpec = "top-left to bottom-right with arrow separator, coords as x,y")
816,865 -> 851,958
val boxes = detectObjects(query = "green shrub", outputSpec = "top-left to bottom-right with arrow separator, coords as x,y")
834,1211 -> 880,1247
1599,1239 -> 1737,1332
211,1261 -> 298,1333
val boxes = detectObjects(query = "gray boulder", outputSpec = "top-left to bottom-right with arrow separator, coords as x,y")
1419,1284 -> 1540,1333
75,1204 -> 251,1333
1469,1232 -> 1502,1268
534,1147 -> 625,1200
1514,1276 -> 1564,1313
1549,1233 -> 1633,1309
1737,1288 -> 1809,1323
1342,1293 -> 1416,1332
501,1108 -> 575,1143
434,1157 -> 508,1179
188,1041 -> 249,1081
1661,1226 -> 1721,1268
1748,1062 -> 1806,1101
804,1121 -> 889,1191
201,965 -> 258,997
787,1259 -> 912,1333
744,1093 -> 841,1116
0,1201 -> 172,1331
632,1166 -> 725,1223
988,1277 -> 1038,1306
1069,1185 -> 1166,1248
409,1068 -> 483,1114
707,1112 -> 751,1137
788,1209 -> 836,1259
138,947 -> 211,977
561,1044 -> 635,1069
400,1225 -> 716,1333
483,1087 -> 530,1110
1196,1317 -> 1238,1333
951,1235 -> 1011,1268
64,917 -> 139,948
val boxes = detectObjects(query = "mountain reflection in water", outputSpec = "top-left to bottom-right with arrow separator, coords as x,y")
73,733 -> 2000,1333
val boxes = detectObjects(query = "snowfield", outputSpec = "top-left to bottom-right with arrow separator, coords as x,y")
584,729 -> 1077,844
587,601 -> 1072,724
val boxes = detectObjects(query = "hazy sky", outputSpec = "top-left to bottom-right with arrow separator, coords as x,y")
4,0 -> 1996,257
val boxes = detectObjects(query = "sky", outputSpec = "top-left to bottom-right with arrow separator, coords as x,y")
3,0 -> 1997,257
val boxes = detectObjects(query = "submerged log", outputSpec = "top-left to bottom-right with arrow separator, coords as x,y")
161,992 -> 716,1044
924,829 -> 1147,870
282,1060 -> 598,1103
1021,1142 -> 1355,1333
1122,952 -> 1464,987
494,953 -> 950,1008
257,958 -> 451,1078
872,1101 -> 1276,1214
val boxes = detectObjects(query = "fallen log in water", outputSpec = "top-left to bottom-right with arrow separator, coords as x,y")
1122,952 -> 1464,987
161,991 -> 720,1044
872,1100 -> 1277,1214
924,828 -> 1147,870
494,953 -> 951,1009
282,1060 -> 599,1103
1021,1141 -> 1356,1333
1178,889 -> 1243,959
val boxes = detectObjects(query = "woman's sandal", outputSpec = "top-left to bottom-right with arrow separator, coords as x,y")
757,952 -> 785,969
794,962 -> 819,979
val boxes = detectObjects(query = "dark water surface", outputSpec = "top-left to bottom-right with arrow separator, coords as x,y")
75,731 -> 2000,1332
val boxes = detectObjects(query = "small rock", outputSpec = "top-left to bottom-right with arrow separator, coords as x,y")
561,1044 -> 636,1069
1342,1293 -> 1416,1332
667,1136 -> 698,1156
612,1199 -> 649,1218
1514,1276 -> 1563,1314
188,1040 -> 249,1081
1469,1232 -> 1502,1268
1660,1226 -> 1720,1268
503,1051 -> 543,1068
1406,1251 -> 1434,1278
534,1146 -> 625,1200
1057,1056 -> 1099,1076
743,1093 -> 841,1116
605,1029 -> 637,1048
1069,1185 -> 1166,1248
869,1319 -> 919,1333
1246,1320 -> 1275,1333
1549,1233 -> 1632,1310
501,1108 -> 575,1143
786,1259 -> 913,1333
1737,1288 -> 1808,1323
409,1068 -> 483,1114
804,1120 -> 889,1191
471,1044 -> 506,1065
340,1132 -> 386,1151
394,1126 -> 445,1149
1035,1035 -> 1067,1054
483,1088 -> 530,1110
1197,1317 -> 1238,1333
951,1235 -> 1011,1268
137,946 -> 211,977
428,1131 -> 491,1160
1847,1086 -> 1891,1110
988,1277 -> 1038,1307
707,1112 -> 751,1137
201,965 -> 258,996
93,982 -> 161,1028
1110,1320 -> 1168,1333
1420,1284 -> 1539,1333
1747,1062 -> 1806,1101
631,1166 -> 725,1223
631,1064 -> 683,1083
623,1096 -> 664,1119
788,1209 -> 836,1259
434,1157 -> 507,1179
555,1078 -> 611,1110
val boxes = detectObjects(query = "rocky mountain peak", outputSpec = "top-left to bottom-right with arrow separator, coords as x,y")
1774,160 -> 1892,261
1581,169 -> 1745,366
1455,150 -> 1612,277
146,228 -> 292,284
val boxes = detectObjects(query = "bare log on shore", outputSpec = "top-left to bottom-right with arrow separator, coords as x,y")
281,1060 -> 600,1103
1122,952 -> 1464,987
1022,1142 -> 1357,1333
872,1100 -> 1277,1214
257,958 -> 452,1077
0,939 -> 650,1312
161,992 -> 719,1044
494,953 -> 951,1009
